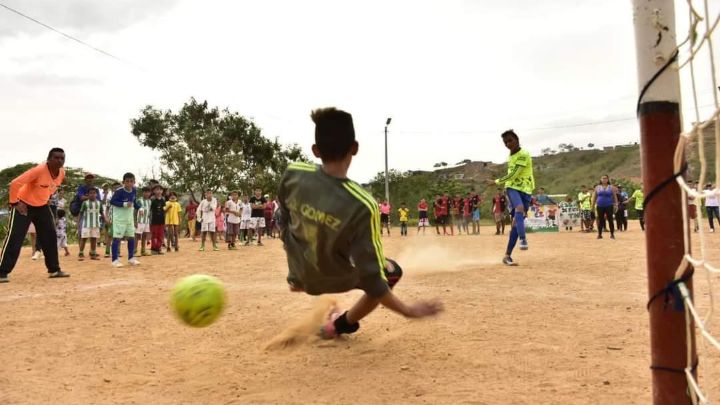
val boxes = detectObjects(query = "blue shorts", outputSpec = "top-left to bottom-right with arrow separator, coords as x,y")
472,209 -> 480,221
506,188 -> 532,217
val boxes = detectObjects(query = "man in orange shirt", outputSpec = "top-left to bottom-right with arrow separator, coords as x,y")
0,148 -> 71,283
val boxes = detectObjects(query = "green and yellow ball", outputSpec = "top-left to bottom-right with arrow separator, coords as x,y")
171,274 -> 226,327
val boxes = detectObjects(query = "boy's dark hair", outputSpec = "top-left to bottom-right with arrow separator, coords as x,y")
88,188 -> 97,194
311,107 -> 356,162
123,172 -> 135,181
141,186 -> 151,192
47,148 -> 65,159
57,209 -> 66,218
501,129 -> 519,141
152,185 -> 163,191
169,191 -> 177,198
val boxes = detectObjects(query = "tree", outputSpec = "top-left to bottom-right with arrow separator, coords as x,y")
541,147 -> 552,155
588,143 -> 595,149
130,98 -> 307,197
456,159 -> 472,166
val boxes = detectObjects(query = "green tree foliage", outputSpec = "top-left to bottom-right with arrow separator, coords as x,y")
130,98 -> 307,197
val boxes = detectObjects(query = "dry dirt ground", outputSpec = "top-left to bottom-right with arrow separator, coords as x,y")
1,221 -> 719,404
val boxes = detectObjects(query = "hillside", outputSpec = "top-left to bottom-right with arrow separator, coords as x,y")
434,144 -> 642,197
368,134 -> 720,223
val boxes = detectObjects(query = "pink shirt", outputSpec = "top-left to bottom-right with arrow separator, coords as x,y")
380,203 -> 391,215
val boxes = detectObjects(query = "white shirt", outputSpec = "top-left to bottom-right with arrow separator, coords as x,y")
240,202 -> 252,221
226,200 -> 241,224
706,192 -> 719,208
198,199 -> 217,223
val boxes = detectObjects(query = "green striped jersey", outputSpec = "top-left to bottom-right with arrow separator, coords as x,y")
278,162 -> 389,298
81,200 -> 102,229
136,198 -> 151,224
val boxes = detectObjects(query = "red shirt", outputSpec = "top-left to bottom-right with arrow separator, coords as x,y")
492,196 -> 506,214
417,201 -> 428,211
463,199 -> 472,216
439,197 -> 449,216
186,201 -> 198,220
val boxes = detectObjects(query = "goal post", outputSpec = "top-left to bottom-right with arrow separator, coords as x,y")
632,1 -> 698,404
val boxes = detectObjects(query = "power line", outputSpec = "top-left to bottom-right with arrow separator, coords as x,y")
0,2 -> 144,71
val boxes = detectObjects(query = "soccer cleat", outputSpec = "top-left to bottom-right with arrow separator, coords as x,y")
519,239 -> 528,250
128,257 -> 141,266
31,251 -> 40,261
111,260 -> 124,268
212,244 -> 219,251
199,245 -> 205,252
0,274 -> 8,283
502,256 -> 518,266
78,253 -> 85,261
49,270 -> 70,278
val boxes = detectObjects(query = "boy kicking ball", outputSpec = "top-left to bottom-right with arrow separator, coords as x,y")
277,107 -> 443,340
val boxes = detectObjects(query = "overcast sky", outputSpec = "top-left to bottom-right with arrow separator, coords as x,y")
1,0 -> 718,183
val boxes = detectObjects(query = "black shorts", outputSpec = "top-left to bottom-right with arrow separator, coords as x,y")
419,211 -> 428,219
436,215 -> 447,225
381,213 -> 389,224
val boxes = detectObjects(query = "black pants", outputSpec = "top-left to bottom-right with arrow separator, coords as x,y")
707,207 -> 720,230
596,206 -> 615,236
615,208 -> 627,231
0,204 -> 60,275
637,209 -> 645,230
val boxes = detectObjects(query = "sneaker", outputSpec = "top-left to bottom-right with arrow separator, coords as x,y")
597,235 -> 603,239
128,257 -> 141,266
519,239 -> 528,251
111,260 -> 124,268
318,307 -> 344,340
174,247 -> 179,252
90,254 -> 100,261
78,253 -> 85,261
257,241 -> 264,246
0,274 -> 8,283
212,244 -> 219,251
502,256 -> 518,266
141,250 -> 151,257
610,234 -> 616,240
104,252 -> 110,258
199,245 -> 205,252
31,251 -> 41,261
49,270 -> 70,278
711,228 -> 716,233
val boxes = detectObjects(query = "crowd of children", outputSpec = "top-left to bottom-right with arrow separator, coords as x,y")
34,174 -> 281,268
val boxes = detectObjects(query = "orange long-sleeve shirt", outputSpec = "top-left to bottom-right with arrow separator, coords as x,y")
9,163 -> 65,207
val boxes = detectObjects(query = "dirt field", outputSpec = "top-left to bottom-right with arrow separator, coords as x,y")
1,222 -> 719,404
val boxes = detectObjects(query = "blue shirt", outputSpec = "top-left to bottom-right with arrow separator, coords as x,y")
110,187 -> 140,209
595,185 -> 614,208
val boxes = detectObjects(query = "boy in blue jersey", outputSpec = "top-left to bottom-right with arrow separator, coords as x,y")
110,173 -> 141,267
278,107 -> 443,339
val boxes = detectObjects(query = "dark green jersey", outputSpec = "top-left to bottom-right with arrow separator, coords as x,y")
278,162 -> 389,298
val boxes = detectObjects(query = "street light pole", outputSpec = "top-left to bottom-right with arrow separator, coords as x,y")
384,117 -> 392,202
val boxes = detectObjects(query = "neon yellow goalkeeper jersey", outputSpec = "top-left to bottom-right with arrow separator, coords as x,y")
495,149 -> 535,195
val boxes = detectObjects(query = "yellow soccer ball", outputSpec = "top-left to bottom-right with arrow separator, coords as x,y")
171,274 -> 226,327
